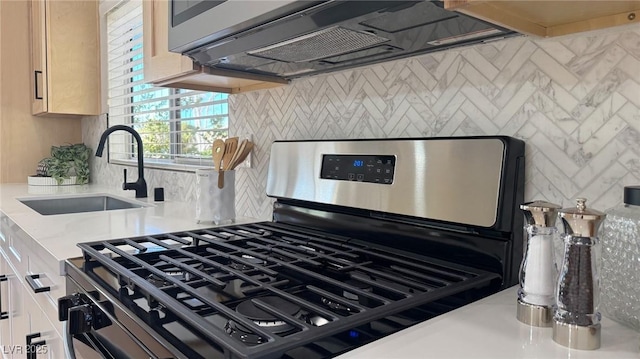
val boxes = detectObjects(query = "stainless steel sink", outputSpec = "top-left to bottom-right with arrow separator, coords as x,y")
19,195 -> 149,215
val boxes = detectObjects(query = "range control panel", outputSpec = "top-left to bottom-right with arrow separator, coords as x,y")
320,155 -> 395,184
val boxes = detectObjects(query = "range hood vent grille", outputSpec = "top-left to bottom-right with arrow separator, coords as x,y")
248,26 -> 389,63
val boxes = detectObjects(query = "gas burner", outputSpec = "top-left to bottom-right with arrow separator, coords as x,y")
146,258 -> 204,287
229,255 -> 267,271
321,277 -> 373,313
225,296 -> 302,345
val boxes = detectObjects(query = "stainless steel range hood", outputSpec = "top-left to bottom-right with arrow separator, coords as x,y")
170,0 -> 518,81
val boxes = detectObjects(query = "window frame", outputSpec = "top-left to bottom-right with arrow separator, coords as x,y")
101,0 -> 229,173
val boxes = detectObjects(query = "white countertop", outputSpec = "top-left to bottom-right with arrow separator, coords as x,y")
3,184 -> 638,358
337,286 -> 639,359
0,183 -> 257,271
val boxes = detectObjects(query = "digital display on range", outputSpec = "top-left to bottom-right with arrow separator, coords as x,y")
320,155 -> 395,184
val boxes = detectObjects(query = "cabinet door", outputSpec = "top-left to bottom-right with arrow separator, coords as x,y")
23,286 -> 63,359
8,276 -> 27,359
29,0 -> 100,116
143,0 -> 199,84
0,251 -> 28,359
30,0 -> 47,115
46,0 -> 100,115
142,0 -> 284,93
0,253 -> 10,359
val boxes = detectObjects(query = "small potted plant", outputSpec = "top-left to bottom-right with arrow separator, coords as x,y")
29,144 -> 91,185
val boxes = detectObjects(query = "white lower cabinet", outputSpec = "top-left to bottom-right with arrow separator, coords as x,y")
21,284 -> 64,359
0,248 -> 26,359
0,253 -> 10,359
0,216 -> 64,359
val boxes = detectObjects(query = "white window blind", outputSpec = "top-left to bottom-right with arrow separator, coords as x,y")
106,0 -> 228,169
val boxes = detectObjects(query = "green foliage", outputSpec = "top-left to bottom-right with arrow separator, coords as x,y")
138,119 -> 170,158
39,144 -> 91,185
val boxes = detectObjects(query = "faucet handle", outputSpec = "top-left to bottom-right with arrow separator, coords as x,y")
122,168 -> 127,189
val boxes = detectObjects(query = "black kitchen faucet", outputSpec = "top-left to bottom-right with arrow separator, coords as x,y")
95,125 -> 148,198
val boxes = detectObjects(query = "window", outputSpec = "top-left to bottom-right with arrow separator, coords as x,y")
105,0 -> 228,169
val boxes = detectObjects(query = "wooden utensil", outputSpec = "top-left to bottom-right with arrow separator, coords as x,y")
230,141 -> 253,169
212,139 -> 225,171
218,137 -> 239,188
222,137 -> 239,170
227,139 -> 248,170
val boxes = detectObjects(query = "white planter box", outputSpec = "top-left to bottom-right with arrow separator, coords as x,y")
27,176 -> 78,186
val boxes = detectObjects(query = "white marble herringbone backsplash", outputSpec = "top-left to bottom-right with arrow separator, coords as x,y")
230,26 -> 640,220
84,26 -> 640,221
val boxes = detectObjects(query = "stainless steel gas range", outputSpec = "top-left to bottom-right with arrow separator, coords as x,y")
60,136 -> 525,359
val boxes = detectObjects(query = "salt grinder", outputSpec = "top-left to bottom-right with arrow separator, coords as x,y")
553,198 -> 605,350
518,201 -> 561,327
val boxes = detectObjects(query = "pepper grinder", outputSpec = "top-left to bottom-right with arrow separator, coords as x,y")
553,198 -> 605,350
518,201 -> 562,327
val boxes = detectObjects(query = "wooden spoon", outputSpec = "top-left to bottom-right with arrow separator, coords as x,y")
227,139 -> 248,170
222,137 -> 239,170
230,141 -> 253,170
218,137 -> 239,188
212,139 -> 225,171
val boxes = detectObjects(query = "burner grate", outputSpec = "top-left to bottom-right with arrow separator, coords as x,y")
78,222 -> 499,359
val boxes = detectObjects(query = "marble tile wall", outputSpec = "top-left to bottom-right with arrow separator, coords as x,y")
84,25 -> 640,221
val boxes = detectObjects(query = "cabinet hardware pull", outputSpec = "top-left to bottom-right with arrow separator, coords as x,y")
26,332 -> 46,359
34,71 -> 43,100
25,274 -> 50,293
0,275 -> 6,320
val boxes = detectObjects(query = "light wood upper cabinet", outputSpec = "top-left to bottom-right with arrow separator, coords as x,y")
142,0 -> 287,94
30,0 -> 101,116
444,1 -> 640,38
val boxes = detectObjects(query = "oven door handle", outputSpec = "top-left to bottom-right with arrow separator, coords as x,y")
64,322 -> 121,359
62,321 -> 78,359
60,292 -> 156,359
60,294 -> 116,359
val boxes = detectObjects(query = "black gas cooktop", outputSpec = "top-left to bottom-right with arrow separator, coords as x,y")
73,221 -> 500,359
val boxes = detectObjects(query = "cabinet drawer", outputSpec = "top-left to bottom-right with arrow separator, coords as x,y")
0,216 -> 28,281
0,214 -> 10,259
0,213 -> 9,245
25,251 -> 64,331
23,285 -> 64,359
